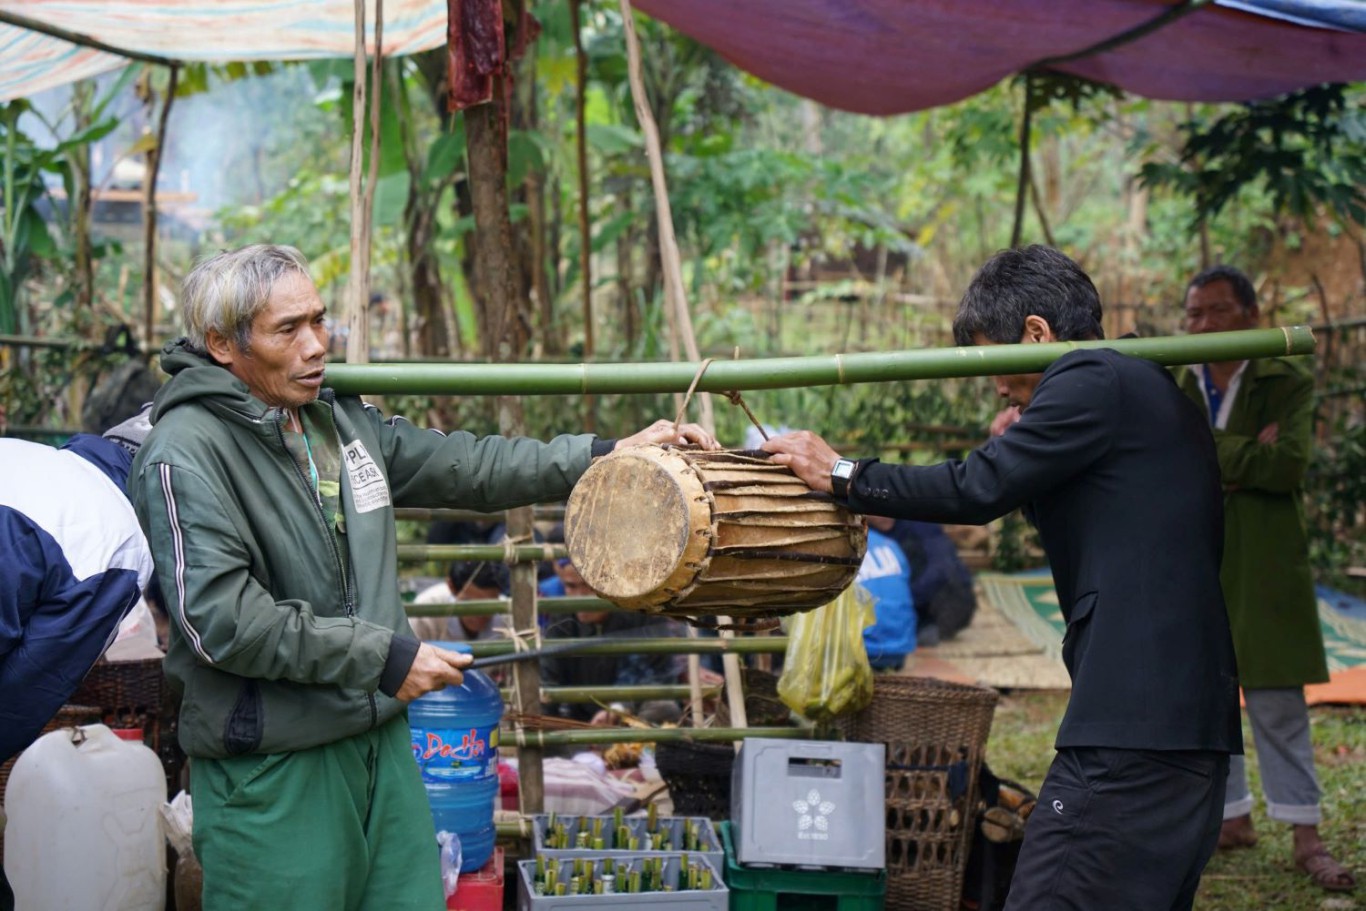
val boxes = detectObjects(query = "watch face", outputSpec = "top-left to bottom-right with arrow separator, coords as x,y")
833,459 -> 855,479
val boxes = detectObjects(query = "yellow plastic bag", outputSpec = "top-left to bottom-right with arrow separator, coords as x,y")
777,583 -> 876,723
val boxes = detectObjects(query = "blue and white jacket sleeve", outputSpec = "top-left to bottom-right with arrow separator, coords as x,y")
0,442 -> 152,763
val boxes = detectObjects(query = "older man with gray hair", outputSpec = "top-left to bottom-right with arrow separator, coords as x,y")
129,244 -> 715,911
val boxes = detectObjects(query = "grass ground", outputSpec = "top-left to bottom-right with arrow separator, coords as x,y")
984,691 -> 1366,911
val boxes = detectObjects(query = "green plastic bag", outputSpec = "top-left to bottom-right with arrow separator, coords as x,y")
777,583 -> 876,723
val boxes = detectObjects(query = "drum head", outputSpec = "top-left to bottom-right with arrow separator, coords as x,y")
564,446 -> 711,610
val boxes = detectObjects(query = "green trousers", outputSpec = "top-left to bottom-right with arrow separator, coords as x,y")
193,714 -> 443,911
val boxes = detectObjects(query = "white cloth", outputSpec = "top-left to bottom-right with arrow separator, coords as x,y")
407,582 -> 510,642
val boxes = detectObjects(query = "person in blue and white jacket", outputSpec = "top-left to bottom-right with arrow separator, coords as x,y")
857,514 -> 917,670
0,409 -> 154,765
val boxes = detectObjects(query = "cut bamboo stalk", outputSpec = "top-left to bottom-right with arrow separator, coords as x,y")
325,327 -> 1317,395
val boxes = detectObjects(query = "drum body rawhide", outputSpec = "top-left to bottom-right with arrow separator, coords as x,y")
563,446 -> 867,621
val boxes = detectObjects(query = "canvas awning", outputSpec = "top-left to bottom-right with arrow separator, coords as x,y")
1,0 -> 1363,109
0,0 -> 446,102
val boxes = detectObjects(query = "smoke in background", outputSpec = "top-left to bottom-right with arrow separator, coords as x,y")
23,65 -> 343,216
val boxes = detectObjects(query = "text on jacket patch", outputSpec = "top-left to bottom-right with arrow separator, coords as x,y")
343,440 -> 391,513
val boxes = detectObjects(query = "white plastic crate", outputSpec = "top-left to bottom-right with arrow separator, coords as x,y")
516,853 -> 727,910
730,737 -> 885,870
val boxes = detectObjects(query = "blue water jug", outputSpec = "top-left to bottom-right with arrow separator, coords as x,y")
408,642 -> 503,871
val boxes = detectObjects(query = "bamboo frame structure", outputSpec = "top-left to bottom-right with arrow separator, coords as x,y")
508,726 -> 806,747
531,684 -> 721,703
368,326 -> 1317,823
464,637 -> 789,659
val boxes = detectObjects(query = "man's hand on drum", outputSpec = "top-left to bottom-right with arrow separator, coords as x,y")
761,430 -> 843,494
614,418 -> 719,451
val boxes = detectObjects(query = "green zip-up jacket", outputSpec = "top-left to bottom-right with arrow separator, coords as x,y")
1175,356 -> 1328,689
130,341 -> 601,758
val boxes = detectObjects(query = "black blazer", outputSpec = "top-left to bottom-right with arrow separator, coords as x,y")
850,349 -> 1242,754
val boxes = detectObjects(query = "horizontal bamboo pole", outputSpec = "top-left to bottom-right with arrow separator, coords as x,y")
467,637 -> 789,657
505,725 -> 809,747
398,543 -> 565,564
393,505 -> 564,522
406,596 -> 606,617
496,819 -> 530,839
0,334 -> 92,350
527,684 -> 721,702
325,328 -> 1315,396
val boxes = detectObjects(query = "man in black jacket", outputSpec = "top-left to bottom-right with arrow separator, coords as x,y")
764,245 -> 1241,910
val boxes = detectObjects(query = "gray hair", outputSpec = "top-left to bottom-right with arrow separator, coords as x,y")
180,244 -> 311,351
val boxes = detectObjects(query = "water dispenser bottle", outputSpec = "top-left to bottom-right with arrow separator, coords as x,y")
408,641 -> 504,871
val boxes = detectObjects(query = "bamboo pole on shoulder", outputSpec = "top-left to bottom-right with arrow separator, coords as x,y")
324,327 -> 1318,395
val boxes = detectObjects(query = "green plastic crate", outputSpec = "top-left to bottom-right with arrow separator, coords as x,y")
718,822 -> 885,911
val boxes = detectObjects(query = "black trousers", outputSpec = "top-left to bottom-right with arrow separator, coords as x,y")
1004,747 -> 1228,911
1,861 -> 12,911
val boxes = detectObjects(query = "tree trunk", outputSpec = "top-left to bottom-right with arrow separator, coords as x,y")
405,189 -> 452,357
511,50 -> 559,356
465,80 -> 528,362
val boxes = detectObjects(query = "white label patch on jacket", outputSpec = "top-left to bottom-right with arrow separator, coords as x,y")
343,440 -> 391,513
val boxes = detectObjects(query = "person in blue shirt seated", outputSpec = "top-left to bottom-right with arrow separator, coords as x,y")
538,558 -> 570,598
858,514 -> 917,670
888,520 -> 977,645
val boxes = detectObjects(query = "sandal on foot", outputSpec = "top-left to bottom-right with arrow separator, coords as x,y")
1297,850 -> 1357,893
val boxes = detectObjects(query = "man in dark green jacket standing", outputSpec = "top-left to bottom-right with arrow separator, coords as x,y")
129,244 -> 715,911
1178,265 -> 1354,893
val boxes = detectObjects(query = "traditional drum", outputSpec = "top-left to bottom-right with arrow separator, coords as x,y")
564,445 -> 867,621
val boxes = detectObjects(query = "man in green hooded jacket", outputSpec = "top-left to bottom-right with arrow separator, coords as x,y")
129,244 -> 715,910
1177,264 -> 1354,894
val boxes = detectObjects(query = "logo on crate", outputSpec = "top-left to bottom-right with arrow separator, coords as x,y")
792,789 -> 836,840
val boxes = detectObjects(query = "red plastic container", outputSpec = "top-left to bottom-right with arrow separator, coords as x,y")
111,728 -> 145,742
447,846 -> 503,911
497,760 -> 518,811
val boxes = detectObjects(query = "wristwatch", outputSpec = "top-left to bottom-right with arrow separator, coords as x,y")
830,458 -> 858,499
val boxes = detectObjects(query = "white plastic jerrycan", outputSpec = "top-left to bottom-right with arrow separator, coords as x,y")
4,723 -> 167,910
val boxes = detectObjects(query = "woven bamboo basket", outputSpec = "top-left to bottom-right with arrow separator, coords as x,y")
838,675 -> 999,911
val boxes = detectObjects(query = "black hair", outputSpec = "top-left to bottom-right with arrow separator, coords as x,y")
952,245 -> 1104,346
1186,265 -> 1256,312
447,560 -> 509,595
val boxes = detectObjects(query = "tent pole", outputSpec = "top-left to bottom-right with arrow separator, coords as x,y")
1010,74 -> 1033,250
0,10 -> 180,68
142,63 -> 178,353
570,0 -> 595,431
1028,0 -> 1213,70
347,0 -> 383,366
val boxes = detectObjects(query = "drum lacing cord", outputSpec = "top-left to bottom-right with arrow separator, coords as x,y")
671,355 -> 770,442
